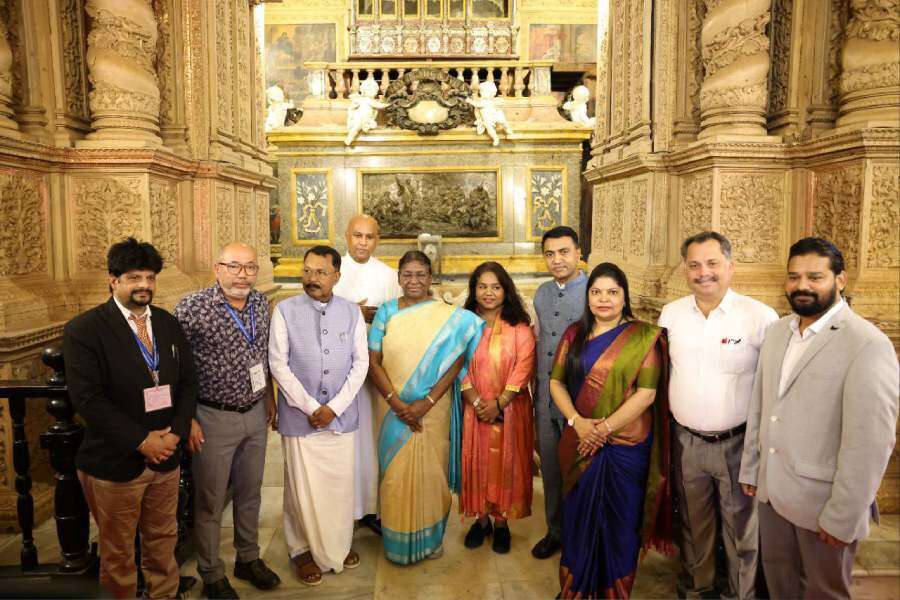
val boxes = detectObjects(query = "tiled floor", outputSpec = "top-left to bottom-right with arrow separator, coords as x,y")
1,431 -> 897,599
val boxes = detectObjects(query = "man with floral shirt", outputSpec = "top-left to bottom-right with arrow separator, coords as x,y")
174,242 -> 279,599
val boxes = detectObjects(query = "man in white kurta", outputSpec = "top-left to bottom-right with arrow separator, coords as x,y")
332,214 -> 401,526
268,247 -> 369,584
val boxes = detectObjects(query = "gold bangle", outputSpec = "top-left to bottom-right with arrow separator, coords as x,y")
426,394 -> 436,405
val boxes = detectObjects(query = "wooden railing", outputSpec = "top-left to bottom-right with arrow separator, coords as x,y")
304,59 -> 554,100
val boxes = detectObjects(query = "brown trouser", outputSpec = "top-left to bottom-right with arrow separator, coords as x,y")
78,467 -> 180,599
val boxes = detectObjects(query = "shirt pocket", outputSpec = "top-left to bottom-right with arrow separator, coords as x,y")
794,459 -> 837,482
719,342 -> 758,375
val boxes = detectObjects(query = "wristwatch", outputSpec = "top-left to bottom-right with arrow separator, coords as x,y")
567,414 -> 577,427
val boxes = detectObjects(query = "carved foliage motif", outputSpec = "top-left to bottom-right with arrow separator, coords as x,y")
153,0 -> 175,123
841,61 -> 900,93
702,13 -> 770,77
256,191 -> 270,259
826,0 -> 849,105
719,173 -> 782,264
608,183 -> 626,254
215,0 -> 233,132
680,173 -> 713,238
845,0 -> 900,42
235,2 -> 251,141
592,185 -> 605,252
688,0 -> 706,121
74,178 -> 143,270
812,166 -> 863,268
216,185 -> 235,252
149,178 -> 178,264
236,189 -> 253,243
867,165 -> 900,268
384,69 -> 474,135
530,170 -> 564,238
629,0 -> 644,127
60,0 -> 88,118
0,171 -> 46,276
628,180 -> 648,257
611,0 -> 627,132
768,0 -> 792,114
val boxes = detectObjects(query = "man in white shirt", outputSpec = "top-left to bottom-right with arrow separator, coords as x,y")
659,232 -> 778,600
739,237 -> 898,599
332,214 -> 401,532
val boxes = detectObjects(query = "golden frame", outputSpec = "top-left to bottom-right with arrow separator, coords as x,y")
525,166 -> 568,242
290,168 -> 334,246
356,165 -> 503,242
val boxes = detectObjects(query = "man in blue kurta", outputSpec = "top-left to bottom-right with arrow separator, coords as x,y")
268,245 -> 369,587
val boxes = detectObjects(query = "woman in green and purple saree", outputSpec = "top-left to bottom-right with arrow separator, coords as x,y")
549,262 -> 673,599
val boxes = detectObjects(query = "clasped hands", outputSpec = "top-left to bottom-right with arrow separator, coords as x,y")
388,395 -> 430,433
573,416 -> 612,457
307,405 -> 337,430
472,396 -> 501,423
139,427 -> 180,464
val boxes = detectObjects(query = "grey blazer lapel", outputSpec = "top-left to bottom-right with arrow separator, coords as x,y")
771,321 -> 793,397
780,305 -> 849,396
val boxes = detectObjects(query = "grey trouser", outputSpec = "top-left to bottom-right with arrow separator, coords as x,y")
193,400 -> 268,584
535,407 -> 565,539
758,501 -> 857,600
673,423 -> 758,600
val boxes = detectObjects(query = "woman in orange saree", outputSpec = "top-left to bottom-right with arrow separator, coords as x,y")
459,262 -> 535,554
550,263 -> 673,599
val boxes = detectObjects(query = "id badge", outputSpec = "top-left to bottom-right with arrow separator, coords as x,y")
249,362 -> 266,394
144,384 -> 173,412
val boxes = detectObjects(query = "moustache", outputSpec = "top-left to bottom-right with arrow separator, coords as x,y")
694,277 -> 717,283
304,283 -> 320,290
790,291 -> 816,299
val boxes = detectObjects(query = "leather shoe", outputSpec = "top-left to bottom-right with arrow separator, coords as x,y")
202,577 -> 240,599
492,525 -> 511,554
234,558 -> 281,590
531,533 -> 561,559
464,519 -> 493,548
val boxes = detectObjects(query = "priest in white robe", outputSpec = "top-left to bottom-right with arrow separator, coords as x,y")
332,214 -> 401,528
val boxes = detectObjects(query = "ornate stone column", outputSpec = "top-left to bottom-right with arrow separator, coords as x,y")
836,0 -> 900,128
82,0 -> 162,146
0,0 -> 20,137
698,0 -> 771,137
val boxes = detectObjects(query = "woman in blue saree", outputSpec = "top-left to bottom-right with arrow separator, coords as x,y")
367,251 -> 482,564
550,262 -> 672,598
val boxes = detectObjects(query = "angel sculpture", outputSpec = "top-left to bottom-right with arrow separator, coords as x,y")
345,79 -> 388,146
466,81 -> 512,146
264,84 -> 294,132
562,85 -> 596,128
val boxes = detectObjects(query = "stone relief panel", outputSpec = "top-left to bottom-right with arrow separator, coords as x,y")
527,168 -> 565,241
192,179 -> 212,270
0,170 -> 47,276
628,179 -> 648,257
719,173 -> 783,264
60,0 -> 89,119
679,172 -> 713,239
256,190 -> 270,259
812,165 -> 863,269
610,0 -> 627,134
687,0 -> 705,123
628,0 -> 645,128
153,0 -> 176,125
236,188 -> 253,244
608,182 -> 626,254
215,184 -> 235,253
826,0 -> 849,106
767,0 -> 792,116
592,183 -> 606,252
149,178 -> 178,265
235,1 -> 252,142
215,0 -> 233,134
867,165 -> 900,268
73,177 -> 144,271
292,170 -> 331,244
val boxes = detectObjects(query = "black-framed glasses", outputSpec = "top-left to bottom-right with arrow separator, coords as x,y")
218,262 -> 260,275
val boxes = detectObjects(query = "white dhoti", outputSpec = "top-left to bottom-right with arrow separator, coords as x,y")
353,382 -> 379,518
282,431 -> 356,573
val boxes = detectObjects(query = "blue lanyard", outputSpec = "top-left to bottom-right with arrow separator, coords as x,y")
225,304 -> 256,346
131,329 -> 160,385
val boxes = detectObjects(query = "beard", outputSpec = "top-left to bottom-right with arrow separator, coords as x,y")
787,285 -> 838,317
130,289 -> 153,307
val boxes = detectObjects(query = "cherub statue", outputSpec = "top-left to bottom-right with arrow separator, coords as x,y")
466,81 -> 512,146
345,79 -> 388,146
265,84 -> 294,131
562,85 -> 596,128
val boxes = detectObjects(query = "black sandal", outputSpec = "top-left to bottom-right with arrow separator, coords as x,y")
464,519 -> 493,548
492,525 -> 511,554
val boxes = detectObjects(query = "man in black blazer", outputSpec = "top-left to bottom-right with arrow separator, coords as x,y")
64,238 -> 197,599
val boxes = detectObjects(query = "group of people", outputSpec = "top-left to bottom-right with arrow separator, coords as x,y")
63,212 -> 898,600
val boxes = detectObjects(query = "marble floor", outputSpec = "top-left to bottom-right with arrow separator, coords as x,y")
1,431 -> 898,599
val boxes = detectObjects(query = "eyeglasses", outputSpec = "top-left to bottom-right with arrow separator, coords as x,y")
302,268 -> 336,278
218,262 -> 260,275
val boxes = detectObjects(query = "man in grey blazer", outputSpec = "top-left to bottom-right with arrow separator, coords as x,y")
739,237 -> 899,599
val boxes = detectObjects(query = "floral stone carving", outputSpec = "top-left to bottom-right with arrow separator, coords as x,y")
384,68 -> 474,136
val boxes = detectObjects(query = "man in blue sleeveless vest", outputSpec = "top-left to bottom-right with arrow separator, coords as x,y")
268,245 -> 369,587
531,226 -> 587,559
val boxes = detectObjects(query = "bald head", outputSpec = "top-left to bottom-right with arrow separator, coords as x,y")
215,242 -> 259,305
345,214 -> 380,263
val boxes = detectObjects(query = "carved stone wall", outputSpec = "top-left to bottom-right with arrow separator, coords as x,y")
588,0 -> 899,511
0,0 -> 275,529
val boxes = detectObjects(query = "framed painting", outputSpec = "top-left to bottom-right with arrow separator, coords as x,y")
290,169 -> 334,245
357,167 -> 502,241
265,23 -> 336,105
528,24 -> 596,65
526,167 -> 567,241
